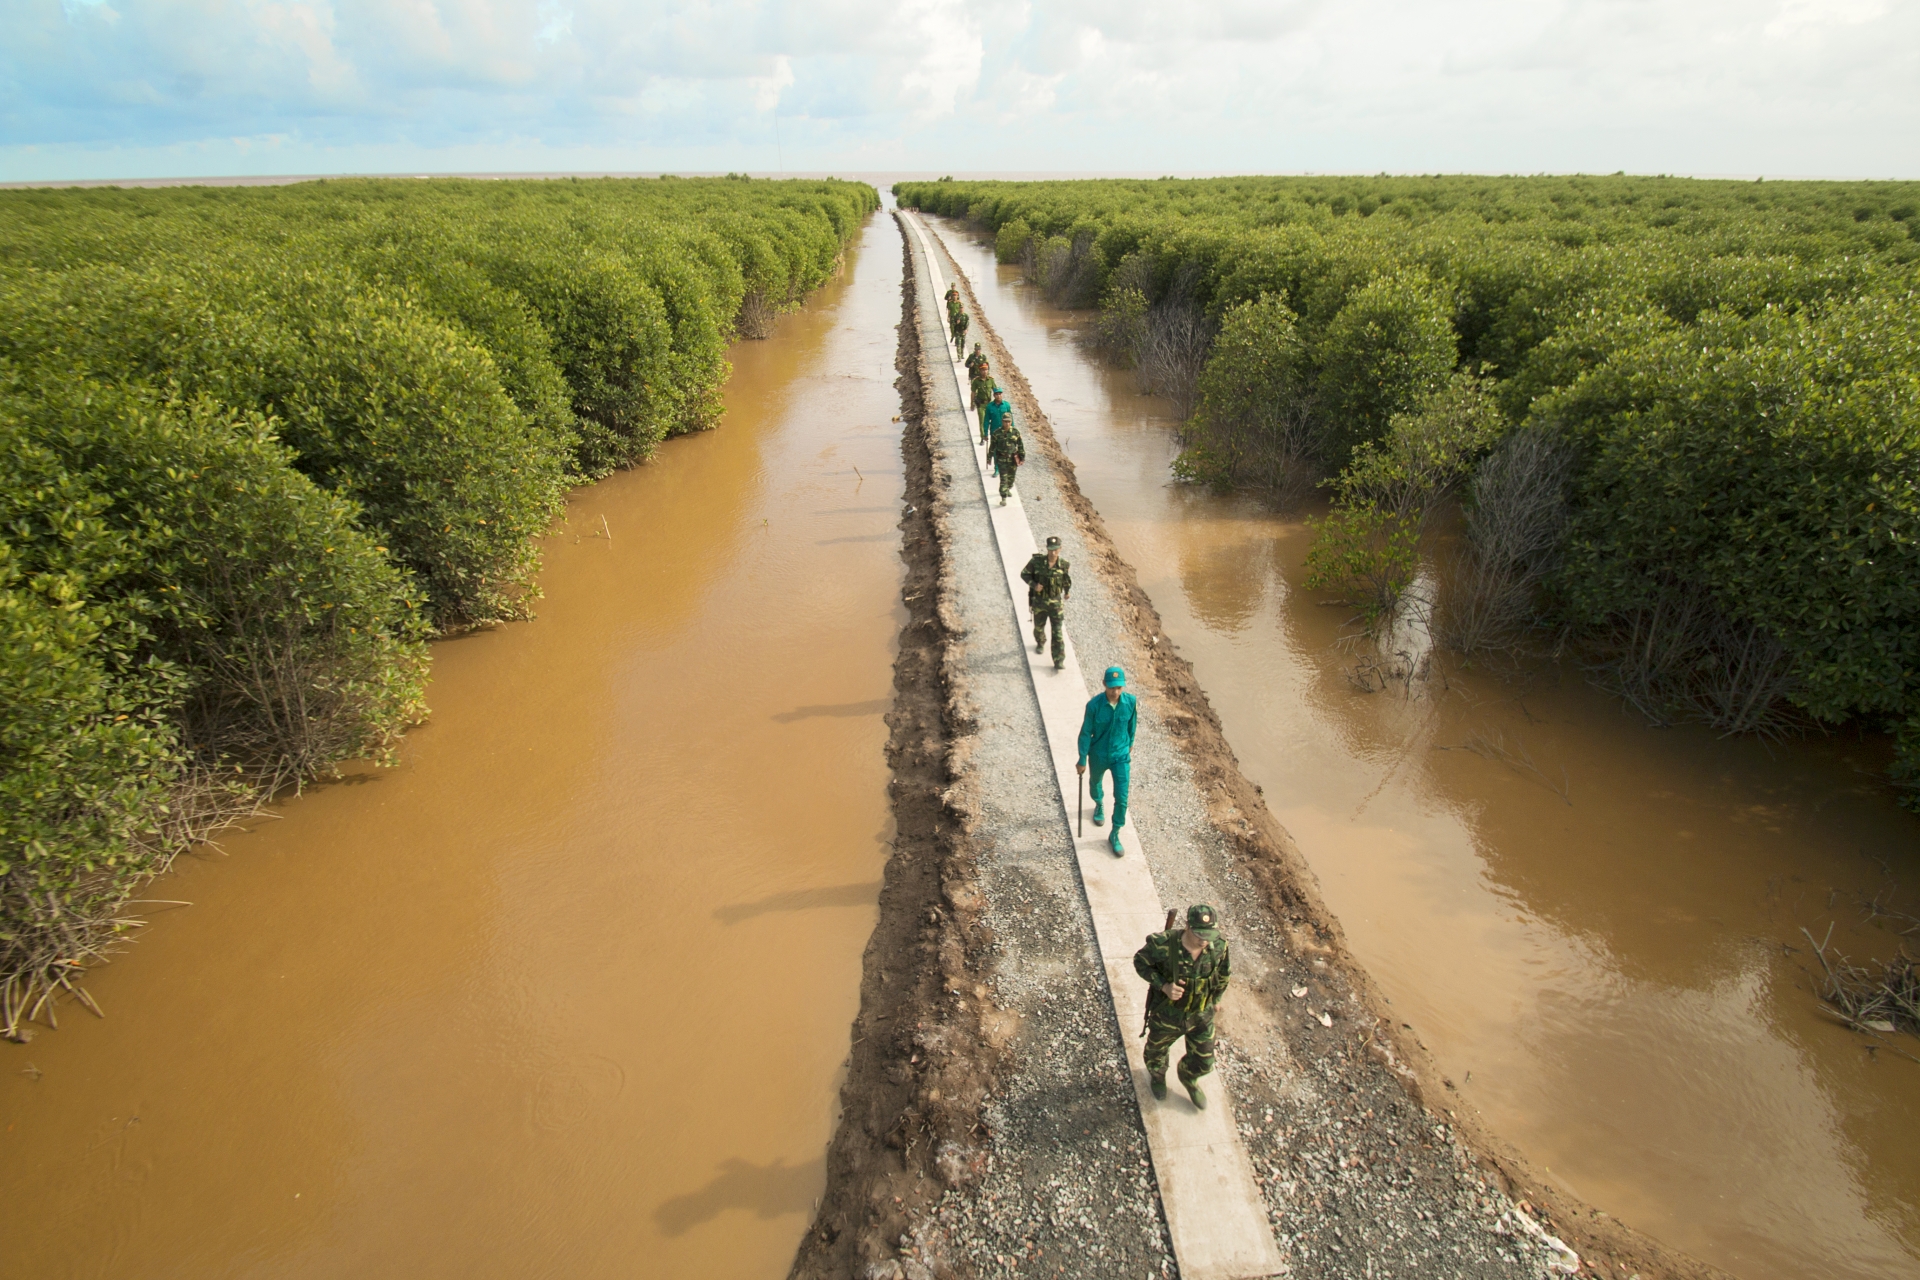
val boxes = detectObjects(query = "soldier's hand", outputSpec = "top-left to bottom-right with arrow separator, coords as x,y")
1164,981 -> 1187,1001
1075,762 -> 1086,775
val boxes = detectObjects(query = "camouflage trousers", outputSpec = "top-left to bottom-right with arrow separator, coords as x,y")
1031,600 -> 1065,664
1144,1005 -> 1216,1085
997,460 -> 1019,499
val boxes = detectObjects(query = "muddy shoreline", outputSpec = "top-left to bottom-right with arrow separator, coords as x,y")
795,214 -> 1724,1280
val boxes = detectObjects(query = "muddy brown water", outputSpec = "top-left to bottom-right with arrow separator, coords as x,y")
0,214 -> 906,1279
930,217 -> 1920,1280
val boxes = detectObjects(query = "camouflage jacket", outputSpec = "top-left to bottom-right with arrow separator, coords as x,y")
964,351 -> 989,378
988,422 -> 1025,468
1020,552 -> 1072,605
1134,927 -> 1232,1017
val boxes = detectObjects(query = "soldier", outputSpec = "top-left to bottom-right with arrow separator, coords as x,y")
981,386 -> 1011,445
1075,665 -> 1136,855
952,307 -> 970,351
988,415 -> 1025,505
944,283 -> 960,313
970,365 -> 994,417
1133,904 -> 1231,1109
964,342 -> 988,380
1020,535 -> 1072,668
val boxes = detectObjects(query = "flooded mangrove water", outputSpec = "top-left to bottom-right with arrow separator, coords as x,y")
0,214 -> 905,1279
932,218 -> 1920,1280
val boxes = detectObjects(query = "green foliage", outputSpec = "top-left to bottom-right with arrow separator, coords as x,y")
900,174 -> 1920,801
1336,372 -> 1508,522
1303,507 -> 1422,631
1314,270 -> 1458,462
0,176 -> 878,1015
996,218 -> 1033,264
1175,294 -> 1313,492
1542,284 -> 1920,789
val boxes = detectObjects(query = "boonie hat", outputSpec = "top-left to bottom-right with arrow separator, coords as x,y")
1103,665 -> 1126,688
1187,904 -> 1218,930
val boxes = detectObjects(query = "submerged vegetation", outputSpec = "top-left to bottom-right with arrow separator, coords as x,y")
0,176 -> 878,1032
896,174 -> 1920,805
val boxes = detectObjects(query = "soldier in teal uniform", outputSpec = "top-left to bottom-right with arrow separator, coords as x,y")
1076,665 -> 1137,854
1134,904 -> 1232,1109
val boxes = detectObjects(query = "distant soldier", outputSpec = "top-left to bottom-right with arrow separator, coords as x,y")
1075,665 -> 1136,855
970,370 -> 994,424
952,307 -> 970,351
944,283 -> 960,312
1133,904 -> 1232,1110
1020,535 -> 1072,668
988,415 -> 1025,505
982,386 -> 1011,445
964,342 -> 988,380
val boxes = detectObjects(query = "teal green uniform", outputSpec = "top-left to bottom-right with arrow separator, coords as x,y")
982,398 -> 1012,445
1133,925 -> 1231,1087
1077,690 -> 1137,830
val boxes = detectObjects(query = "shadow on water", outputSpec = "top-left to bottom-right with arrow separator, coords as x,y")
653,1156 -> 825,1236
713,882 -> 884,925
772,699 -> 892,723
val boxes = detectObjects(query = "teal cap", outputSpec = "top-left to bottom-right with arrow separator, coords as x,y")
1103,666 -> 1126,688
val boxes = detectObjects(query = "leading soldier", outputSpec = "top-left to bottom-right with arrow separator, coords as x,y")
1133,904 -> 1232,1110
1020,535 -> 1072,669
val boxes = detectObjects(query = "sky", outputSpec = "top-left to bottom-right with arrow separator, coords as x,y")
2,0 -> 1917,183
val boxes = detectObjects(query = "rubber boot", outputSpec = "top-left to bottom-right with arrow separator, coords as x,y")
1149,1073 -> 1167,1101
1184,1077 -> 1207,1110
1090,802 -> 1104,826
1109,827 -> 1124,856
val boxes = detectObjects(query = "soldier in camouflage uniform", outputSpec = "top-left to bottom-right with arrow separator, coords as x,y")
987,416 -> 1024,505
952,306 -> 970,351
970,369 -> 994,424
1020,535 -> 1072,668
944,283 -> 960,315
1134,904 -> 1232,1109
964,342 -> 988,381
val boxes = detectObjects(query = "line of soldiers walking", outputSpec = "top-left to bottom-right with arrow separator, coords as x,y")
945,276 -> 1228,1114
948,284 -> 1024,506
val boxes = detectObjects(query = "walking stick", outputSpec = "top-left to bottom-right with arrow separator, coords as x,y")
1078,770 -> 1084,837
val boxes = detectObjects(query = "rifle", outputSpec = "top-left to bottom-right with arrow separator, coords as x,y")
1139,908 -> 1179,1037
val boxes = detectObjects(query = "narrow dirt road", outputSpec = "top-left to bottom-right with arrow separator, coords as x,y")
796,211 -> 1705,1280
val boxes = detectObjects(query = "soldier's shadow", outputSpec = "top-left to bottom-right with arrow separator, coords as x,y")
653,1155 -> 825,1236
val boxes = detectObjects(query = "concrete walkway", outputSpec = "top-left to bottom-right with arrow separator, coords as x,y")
902,211 -> 1284,1280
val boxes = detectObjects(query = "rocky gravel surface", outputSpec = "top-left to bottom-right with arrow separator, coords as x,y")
822,214 -> 1653,1280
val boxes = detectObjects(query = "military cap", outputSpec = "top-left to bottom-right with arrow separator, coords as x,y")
1104,665 -> 1127,688
1045,536 -> 1061,550
1187,904 -> 1218,930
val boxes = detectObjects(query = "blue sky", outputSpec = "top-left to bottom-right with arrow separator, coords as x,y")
3,0 -> 1916,183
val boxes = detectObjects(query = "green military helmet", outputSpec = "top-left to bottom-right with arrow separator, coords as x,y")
1187,904 -> 1218,930
1104,665 -> 1126,688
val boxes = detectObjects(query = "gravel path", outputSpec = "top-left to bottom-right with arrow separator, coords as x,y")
846,216 -> 1605,1280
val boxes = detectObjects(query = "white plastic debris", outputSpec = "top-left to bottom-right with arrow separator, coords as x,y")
1499,1207 -> 1580,1275
1290,986 -> 1308,999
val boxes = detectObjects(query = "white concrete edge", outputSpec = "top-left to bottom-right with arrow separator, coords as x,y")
902,211 -> 1285,1279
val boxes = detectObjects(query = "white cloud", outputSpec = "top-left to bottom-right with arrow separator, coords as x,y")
0,0 -> 1914,178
